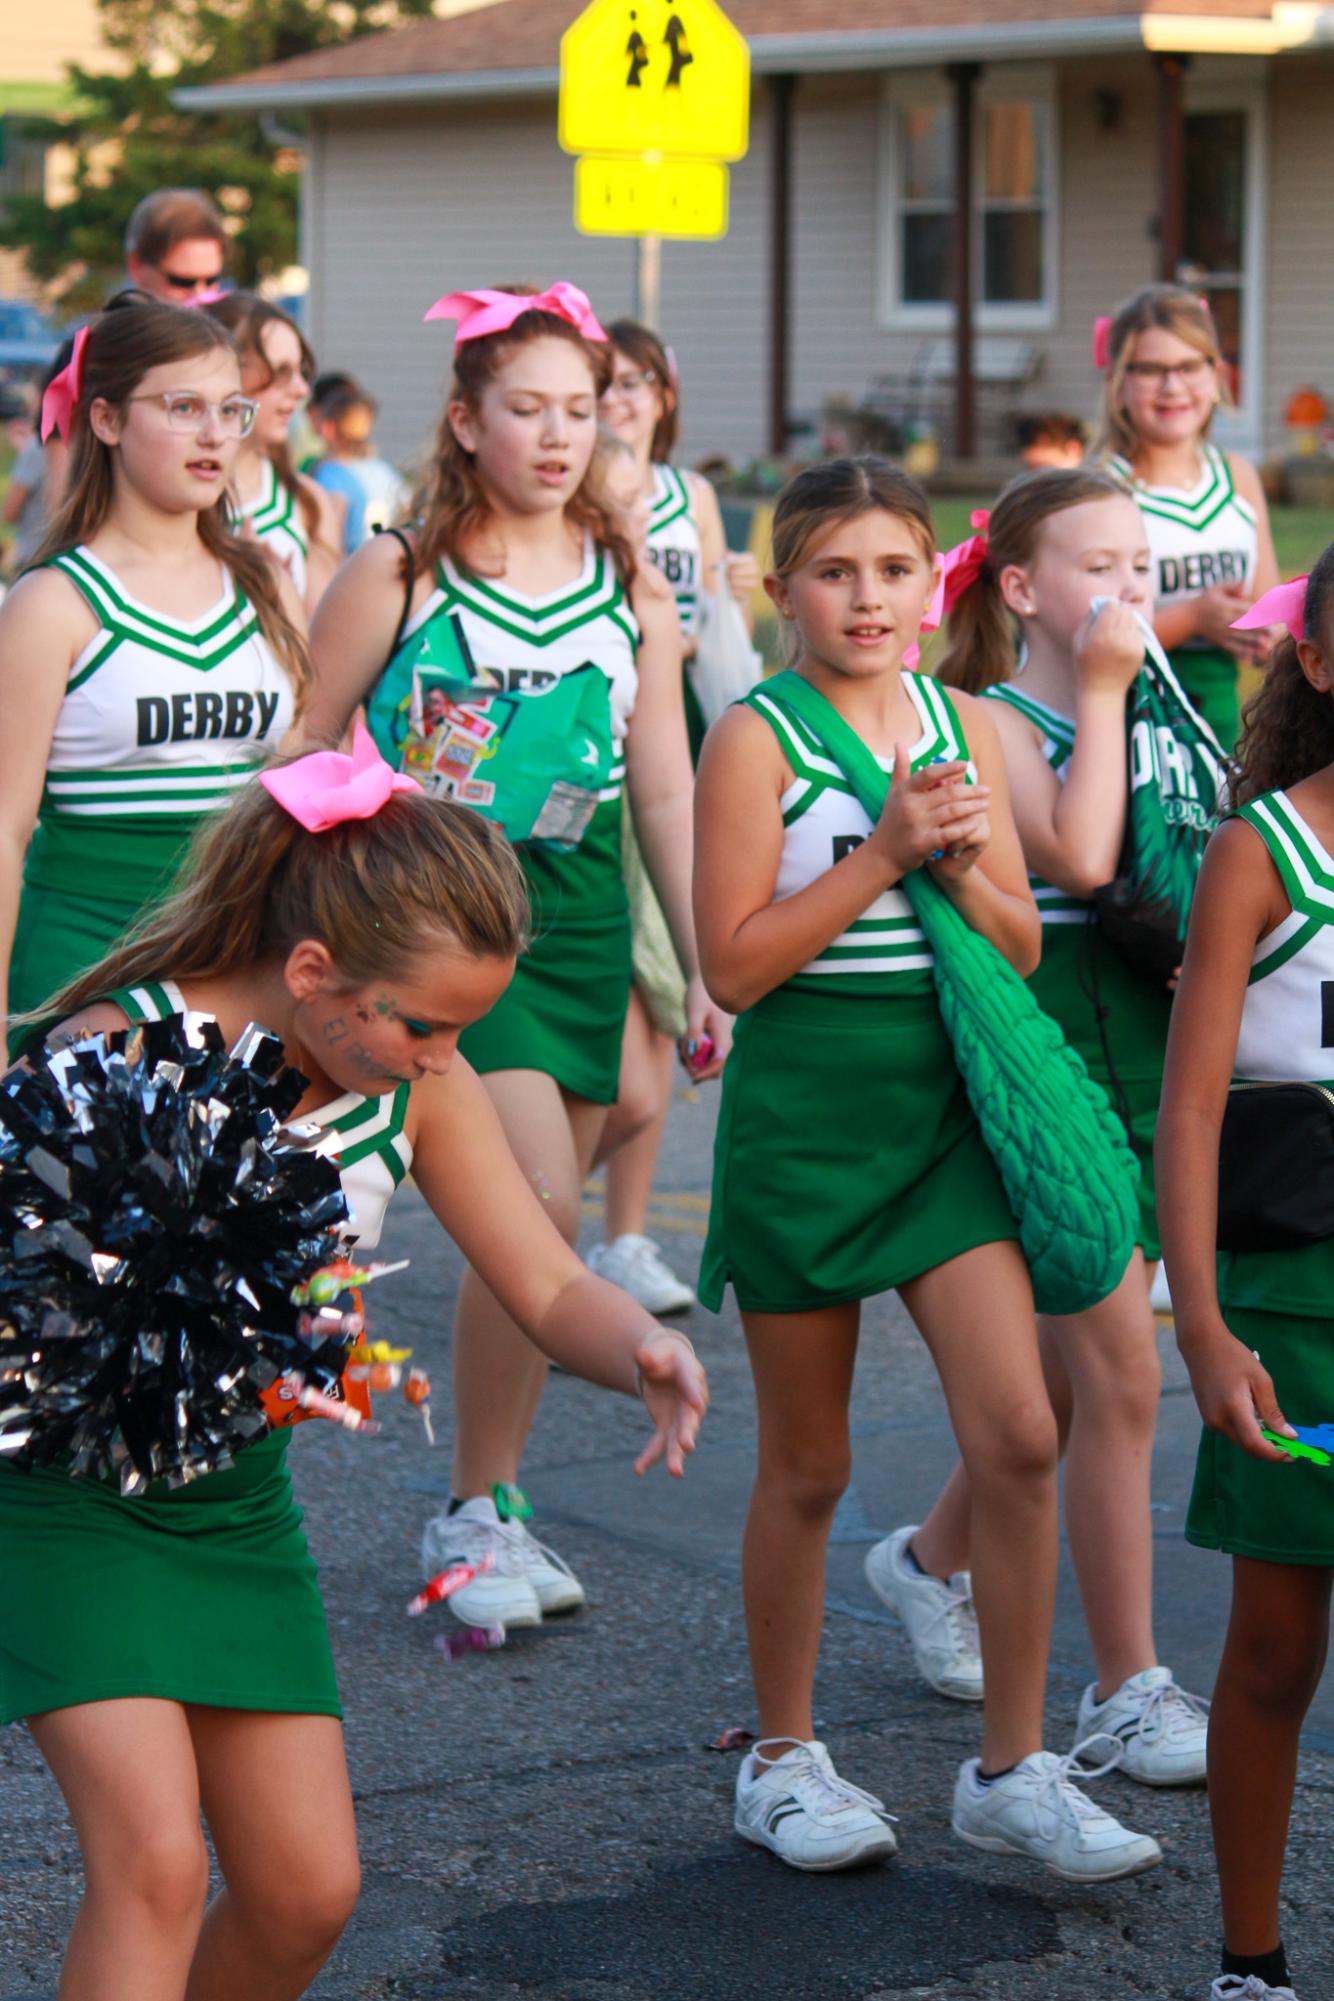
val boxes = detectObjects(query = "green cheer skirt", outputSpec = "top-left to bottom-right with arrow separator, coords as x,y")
9,814 -> 200,1022
1186,1299 -> 1334,1566
1172,646 -> 1240,752
1026,920 -> 1172,1264
0,1433 -> 340,1725
459,799 -> 632,1106
698,984 -> 1019,1315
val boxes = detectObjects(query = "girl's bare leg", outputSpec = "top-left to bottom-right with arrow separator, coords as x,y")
29,1698 -> 209,2001
451,1070 -> 606,1496
741,1303 -> 861,1743
186,1709 -> 359,2001
597,995 -> 677,1242
1209,1558 -> 1331,1957
900,1241 -> 1059,1772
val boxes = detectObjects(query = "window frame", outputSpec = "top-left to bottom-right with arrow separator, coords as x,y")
876,65 -> 1060,333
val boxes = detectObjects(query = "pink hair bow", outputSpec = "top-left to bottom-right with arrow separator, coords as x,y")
40,324 -> 90,442
1232,577 -> 1309,643
1091,315 -> 1114,372
183,285 -> 230,309
903,513 -> 991,667
259,719 -> 421,834
423,281 -> 607,344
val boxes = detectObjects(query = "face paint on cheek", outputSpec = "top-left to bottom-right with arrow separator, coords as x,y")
323,1015 -> 350,1047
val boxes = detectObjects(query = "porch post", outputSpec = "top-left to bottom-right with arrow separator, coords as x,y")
1155,52 -> 1189,282
948,62 -> 980,460
768,72 -> 796,458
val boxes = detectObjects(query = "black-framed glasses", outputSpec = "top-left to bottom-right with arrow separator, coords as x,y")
605,368 -> 658,397
1124,357 -> 1214,385
127,392 -> 258,438
155,268 -> 226,293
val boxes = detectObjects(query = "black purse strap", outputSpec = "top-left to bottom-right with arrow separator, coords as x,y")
382,525 -> 418,662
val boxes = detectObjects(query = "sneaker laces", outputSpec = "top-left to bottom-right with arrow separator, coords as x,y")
1030,1733 -> 1126,1836
1136,1676 -> 1210,1743
1215,1981 -> 1297,2001
753,1740 -> 895,1824
509,1519 -> 579,1582
438,1514 -> 531,1579
917,1571 -> 980,1660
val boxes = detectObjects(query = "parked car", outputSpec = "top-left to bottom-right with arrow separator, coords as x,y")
0,299 -> 61,386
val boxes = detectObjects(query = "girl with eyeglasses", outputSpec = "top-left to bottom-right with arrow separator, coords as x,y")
1096,283 -> 1279,748
0,292 -> 304,1050
204,293 -> 343,616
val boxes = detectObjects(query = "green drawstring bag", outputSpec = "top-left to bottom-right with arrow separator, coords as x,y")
365,606 -> 617,852
763,671 -> 1139,1317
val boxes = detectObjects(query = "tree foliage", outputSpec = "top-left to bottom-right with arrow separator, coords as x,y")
0,0 -> 435,307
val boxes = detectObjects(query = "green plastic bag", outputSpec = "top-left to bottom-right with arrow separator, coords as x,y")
365,608 -> 617,850
764,671 -> 1139,1316
1091,603 -> 1227,985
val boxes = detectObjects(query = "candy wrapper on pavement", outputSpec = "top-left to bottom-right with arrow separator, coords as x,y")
0,1014 -> 354,1494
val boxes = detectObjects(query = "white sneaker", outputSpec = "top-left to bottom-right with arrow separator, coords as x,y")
419,1495 -> 541,1630
587,1233 -> 696,1315
507,1518 -> 587,1616
1211,1979 -> 1299,2000
1150,1263 -> 1174,1313
734,1738 -> 898,1872
864,1525 -> 984,1701
951,1742 -> 1163,1883
1076,1666 -> 1209,1787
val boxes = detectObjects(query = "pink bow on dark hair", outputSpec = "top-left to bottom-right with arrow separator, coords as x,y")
1232,577 -> 1309,644
423,282 -> 607,344
40,324 -> 91,442
1091,316 -> 1114,372
904,511 -> 990,668
259,720 -> 421,834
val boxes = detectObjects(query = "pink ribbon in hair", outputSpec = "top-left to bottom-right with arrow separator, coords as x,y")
1091,315 -> 1114,372
259,719 -> 421,834
423,282 -> 607,344
183,285 -> 231,309
40,324 -> 90,442
1232,576 -> 1309,643
903,513 -> 991,667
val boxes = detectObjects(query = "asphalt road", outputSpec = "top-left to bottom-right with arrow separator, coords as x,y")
4,1081 -> 1334,2000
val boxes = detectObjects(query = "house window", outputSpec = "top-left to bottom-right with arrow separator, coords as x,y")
880,70 -> 1057,327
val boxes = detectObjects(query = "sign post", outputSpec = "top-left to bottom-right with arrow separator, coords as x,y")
559,0 -> 750,312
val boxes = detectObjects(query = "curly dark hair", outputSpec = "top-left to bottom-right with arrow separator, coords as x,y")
1233,540 -> 1334,805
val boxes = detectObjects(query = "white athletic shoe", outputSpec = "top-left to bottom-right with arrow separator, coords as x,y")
419,1495 -> 541,1630
508,1518 -> 587,1616
1150,1263 -> 1174,1314
864,1525 -> 984,1702
734,1738 -> 899,1872
587,1233 -> 696,1315
1076,1666 -> 1209,1786
1211,1979 -> 1299,2000
951,1742 -> 1163,1883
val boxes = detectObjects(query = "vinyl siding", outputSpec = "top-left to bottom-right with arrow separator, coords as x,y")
1264,58 -> 1334,449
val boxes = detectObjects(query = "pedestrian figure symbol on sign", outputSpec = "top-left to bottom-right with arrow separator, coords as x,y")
625,15 -> 649,87
664,13 -> 694,88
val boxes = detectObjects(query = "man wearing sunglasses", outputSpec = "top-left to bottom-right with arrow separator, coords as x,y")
124,189 -> 230,303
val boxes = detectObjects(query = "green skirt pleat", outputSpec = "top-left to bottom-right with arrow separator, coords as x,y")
1027,921 -> 1172,1263
1186,1301 -> 1334,1565
0,1434 -> 340,1724
699,985 -> 1019,1314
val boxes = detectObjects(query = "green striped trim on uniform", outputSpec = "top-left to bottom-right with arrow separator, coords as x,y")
1249,910 -> 1323,984
747,672 -> 965,787
49,548 -> 263,675
1239,791 -> 1334,920
241,462 -> 310,554
1032,883 -> 1089,926
649,465 -> 692,534
983,682 -> 1075,774
434,548 -> 639,652
312,1085 -> 411,1180
1111,445 -> 1257,533
113,980 -> 179,1022
42,759 -> 265,817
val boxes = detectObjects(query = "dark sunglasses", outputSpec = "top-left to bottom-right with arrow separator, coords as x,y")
156,268 -> 226,294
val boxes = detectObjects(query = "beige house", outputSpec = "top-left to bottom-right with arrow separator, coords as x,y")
180,1 -> 1334,472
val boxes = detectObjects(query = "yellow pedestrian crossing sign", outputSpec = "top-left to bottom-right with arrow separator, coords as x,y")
559,0 -> 750,163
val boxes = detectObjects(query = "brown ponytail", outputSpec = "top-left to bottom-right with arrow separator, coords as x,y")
25,774 -> 530,1032
938,466 -> 1131,694
30,291 -> 311,710
1234,541 -> 1334,806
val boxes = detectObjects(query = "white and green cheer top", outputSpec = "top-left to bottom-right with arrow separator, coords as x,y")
1110,444 -> 1256,638
746,671 -> 975,996
114,979 -> 411,1250
1234,791 -> 1334,1085
235,460 -> 310,601
647,465 -> 704,637
982,682 -> 1084,932
42,546 -> 294,829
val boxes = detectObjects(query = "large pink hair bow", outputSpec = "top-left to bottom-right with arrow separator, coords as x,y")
40,324 -> 90,442
1091,315 -> 1114,372
259,720 -> 421,834
423,282 -> 607,344
1232,577 -> 1309,644
904,512 -> 990,667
